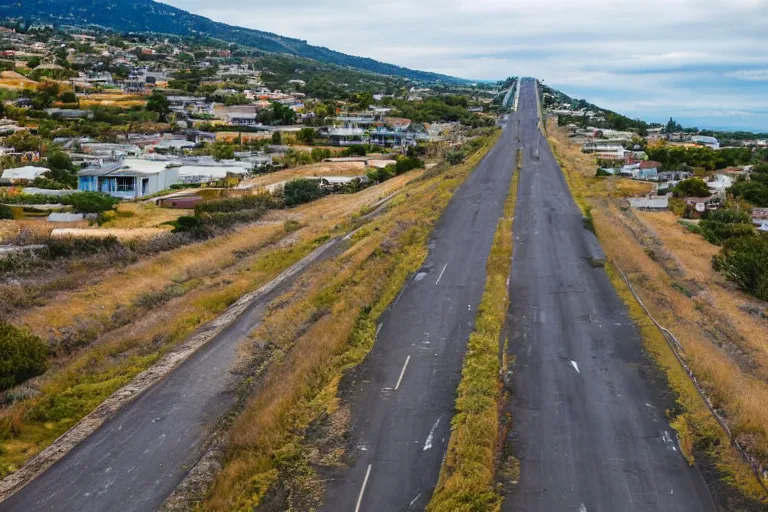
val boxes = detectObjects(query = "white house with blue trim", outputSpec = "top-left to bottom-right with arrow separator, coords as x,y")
78,159 -> 180,199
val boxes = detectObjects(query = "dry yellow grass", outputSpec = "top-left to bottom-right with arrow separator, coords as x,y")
549,119 -> 768,503
0,219 -> 89,242
79,99 -> 146,108
0,71 -> 37,90
238,162 -> 367,190
100,202 -> 191,229
215,132 -> 271,143
50,228 -> 170,240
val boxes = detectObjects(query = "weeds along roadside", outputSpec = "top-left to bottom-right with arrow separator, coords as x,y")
202,130 -> 503,511
426,148 -> 520,511
546,122 -> 768,507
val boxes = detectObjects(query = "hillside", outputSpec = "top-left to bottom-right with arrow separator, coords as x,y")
0,0 -> 462,83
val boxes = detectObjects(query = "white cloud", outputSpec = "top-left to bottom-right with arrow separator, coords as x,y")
727,69 -> 768,81
160,0 -> 768,130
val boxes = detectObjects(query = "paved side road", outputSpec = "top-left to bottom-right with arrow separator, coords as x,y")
0,239 -> 350,512
502,79 -> 714,511
319,112 -> 520,511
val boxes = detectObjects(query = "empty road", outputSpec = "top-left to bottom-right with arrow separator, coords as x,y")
503,79 -> 714,511
320,102 -> 520,511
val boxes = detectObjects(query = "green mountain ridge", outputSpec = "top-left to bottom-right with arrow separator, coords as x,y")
0,0 -> 464,83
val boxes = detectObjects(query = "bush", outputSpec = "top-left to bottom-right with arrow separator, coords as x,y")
194,194 -> 275,215
395,156 -> 424,175
698,208 -> 755,245
171,215 -> 206,234
673,178 -> 711,198
446,150 -> 464,165
282,178 -> 325,207
0,204 -> 13,220
700,222 -> 756,245
343,144 -> 367,157
712,235 -> 768,300
64,192 -> 120,213
45,235 -> 122,259
0,321 -> 49,391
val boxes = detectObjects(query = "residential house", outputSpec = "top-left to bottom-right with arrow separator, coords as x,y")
628,197 -> 669,210
628,161 -> 661,180
78,159 -> 180,199
369,128 -> 415,148
329,127 -> 366,146
707,174 -> 733,196
691,135 -> 720,150
684,195 -> 721,213
45,108 -> 94,120
80,142 -> 142,159
582,142 -> 625,153
0,166 -> 50,184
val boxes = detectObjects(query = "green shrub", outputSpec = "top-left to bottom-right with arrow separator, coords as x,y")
342,144 -> 367,157
395,156 -> 424,174
713,234 -> 768,300
446,150 -> 464,165
673,178 -> 711,198
0,204 -> 13,220
171,215 -> 206,234
45,235 -> 122,259
282,178 -> 325,207
64,192 -> 120,213
194,194 -> 275,214
0,321 -> 49,391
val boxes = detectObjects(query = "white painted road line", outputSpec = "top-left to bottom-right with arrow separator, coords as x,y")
435,263 -> 448,285
423,416 -> 442,451
376,323 -> 383,337
354,464 -> 372,512
393,283 -> 408,307
395,355 -> 411,391
570,360 -> 580,374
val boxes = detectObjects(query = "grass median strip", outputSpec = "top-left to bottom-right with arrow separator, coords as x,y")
427,149 -> 519,512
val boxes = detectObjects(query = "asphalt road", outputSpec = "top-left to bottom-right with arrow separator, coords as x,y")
0,240 -> 348,512
503,79 -> 714,511
320,107 -> 519,511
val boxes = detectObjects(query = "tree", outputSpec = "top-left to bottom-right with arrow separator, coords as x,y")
146,92 -> 170,122
673,178 -> 711,198
60,91 -> 77,104
712,235 -> 768,300
211,141 -> 235,161
271,131 -> 282,145
296,127 -> 317,144
26,56 -> 40,69
7,131 -> 42,152
665,117 -> 683,133
282,178 -> 324,207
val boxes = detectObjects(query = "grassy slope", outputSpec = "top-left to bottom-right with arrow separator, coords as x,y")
427,150 -> 519,511
203,131 -> 503,510
0,176 -> 414,477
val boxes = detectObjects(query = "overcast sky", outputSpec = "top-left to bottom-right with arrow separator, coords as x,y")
162,0 -> 768,132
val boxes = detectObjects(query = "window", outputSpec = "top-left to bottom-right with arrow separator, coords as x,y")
116,177 -> 135,192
